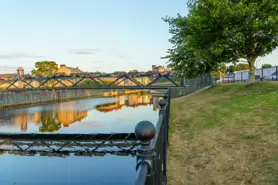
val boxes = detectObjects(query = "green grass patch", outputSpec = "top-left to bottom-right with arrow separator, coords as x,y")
168,82 -> 278,185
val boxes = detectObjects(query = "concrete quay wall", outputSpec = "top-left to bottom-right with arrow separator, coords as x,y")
0,89 -> 144,108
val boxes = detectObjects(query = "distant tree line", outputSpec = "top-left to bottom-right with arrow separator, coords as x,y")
262,64 -> 273,69
30,61 -> 172,78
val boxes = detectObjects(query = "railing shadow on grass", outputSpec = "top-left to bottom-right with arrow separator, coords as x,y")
134,90 -> 170,185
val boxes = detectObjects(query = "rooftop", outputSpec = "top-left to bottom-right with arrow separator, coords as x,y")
0,73 -> 17,79
67,67 -> 84,73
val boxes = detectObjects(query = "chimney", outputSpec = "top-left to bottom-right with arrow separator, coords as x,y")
60,64 -> 66,69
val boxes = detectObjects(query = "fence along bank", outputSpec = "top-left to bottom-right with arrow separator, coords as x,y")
219,66 -> 278,83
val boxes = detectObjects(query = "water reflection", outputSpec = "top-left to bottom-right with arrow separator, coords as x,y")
0,91 -> 164,185
0,91 -> 162,133
96,93 -> 156,112
0,153 -> 136,185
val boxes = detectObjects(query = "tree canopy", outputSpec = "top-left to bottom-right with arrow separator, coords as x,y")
227,65 -> 235,73
31,61 -> 58,77
164,0 -> 278,83
262,64 -> 273,68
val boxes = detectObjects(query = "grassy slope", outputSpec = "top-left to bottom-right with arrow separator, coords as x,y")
169,82 -> 278,185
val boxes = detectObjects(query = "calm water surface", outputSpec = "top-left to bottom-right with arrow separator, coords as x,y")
0,91 -> 161,133
0,91 -> 162,185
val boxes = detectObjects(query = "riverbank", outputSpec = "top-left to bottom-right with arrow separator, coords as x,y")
0,86 -> 198,108
168,82 -> 278,185
0,89 -> 147,108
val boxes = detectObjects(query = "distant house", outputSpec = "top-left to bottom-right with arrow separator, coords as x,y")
57,64 -> 84,76
0,67 -> 25,80
152,65 -> 166,73
0,74 -> 17,80
17,67 -> 24,76
0,67 -> 36,89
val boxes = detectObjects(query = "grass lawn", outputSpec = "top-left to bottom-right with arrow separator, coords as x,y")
168,82 -> 278,185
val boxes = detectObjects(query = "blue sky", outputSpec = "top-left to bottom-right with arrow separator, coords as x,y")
0,0 -> 277,74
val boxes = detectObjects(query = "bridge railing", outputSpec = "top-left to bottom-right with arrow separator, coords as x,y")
0,133 -> 139,157
0,73 -> 183,90
134,90 -> 170,185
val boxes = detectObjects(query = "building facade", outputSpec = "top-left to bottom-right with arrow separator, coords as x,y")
152,65 -> 166,73
57,64 -> 83,76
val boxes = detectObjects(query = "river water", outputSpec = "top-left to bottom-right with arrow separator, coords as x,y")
0,90 -> 162,185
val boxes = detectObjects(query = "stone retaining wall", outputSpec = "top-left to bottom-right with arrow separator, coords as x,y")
0,89 -> 139,108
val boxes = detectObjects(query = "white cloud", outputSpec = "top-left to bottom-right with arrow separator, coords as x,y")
0,52 -> 44,59
70,49 -> 99,55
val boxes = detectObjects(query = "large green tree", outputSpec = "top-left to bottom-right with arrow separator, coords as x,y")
163,0 -> 238,84
228,65 -> 235,73
164,0 -> 278,83
32,61 -> 58,77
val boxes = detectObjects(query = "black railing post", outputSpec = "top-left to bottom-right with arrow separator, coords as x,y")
180,77 -> 185,87
163,92 -> 170,147
261,68 -> 264,81
159,98 -> 168,185
134,121 -> 156,185
276,66 -> 278,81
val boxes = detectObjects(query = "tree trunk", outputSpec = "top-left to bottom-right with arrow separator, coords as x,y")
210,72 -> 215,86
247,57 -> 256,83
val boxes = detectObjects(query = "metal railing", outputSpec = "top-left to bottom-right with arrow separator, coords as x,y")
0,73 -> 183,90
215,66 -> 278,84
134,90 -> 170,185
0,90 -> 172,185
0,133 -> 138,157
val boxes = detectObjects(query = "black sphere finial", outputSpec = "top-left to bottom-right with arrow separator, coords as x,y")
134,121 -> 155,143
163,93 -> 169,100
159,99 -> 167,108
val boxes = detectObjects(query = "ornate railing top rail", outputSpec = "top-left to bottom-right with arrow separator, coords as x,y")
0,132 -> 136,141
